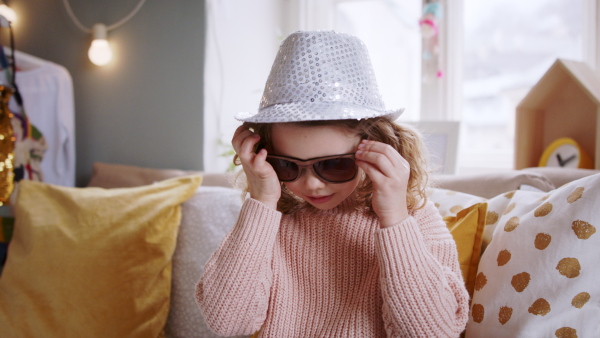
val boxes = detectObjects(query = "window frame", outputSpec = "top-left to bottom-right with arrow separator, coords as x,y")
202,0 -> 600,173
286,0 -> 600,173
288,0 -> 600,121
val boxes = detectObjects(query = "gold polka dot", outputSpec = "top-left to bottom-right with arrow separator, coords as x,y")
434,203 -> 440,208
497,249 -> 511,266
556,258 -> 581,278
498,306 -> 512,325
539,194 -> 550,201
486,211 -> 499,225
475,272 -> 487,291
504,216 -> 520,232
571,220 -> 596,240
504,191 -> 515,199
567,187 -> 584,204
472,303 -> 484,323
534,202 -> 553,217
555,327 -> 578,338
511,272 -> 531,292
450,205 -> 464,214
571,292 -> 590,309
534,233 -> 552,250
503,203 -> 516,215
528,298 -> 551,316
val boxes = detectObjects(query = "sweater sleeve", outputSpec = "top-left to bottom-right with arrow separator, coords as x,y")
376,201 -> 469,337
196,198 -> 282,336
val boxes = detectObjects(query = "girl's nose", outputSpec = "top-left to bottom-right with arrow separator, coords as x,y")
301,168 -> 326,190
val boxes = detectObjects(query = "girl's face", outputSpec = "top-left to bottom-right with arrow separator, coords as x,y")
270,123 -> 362,210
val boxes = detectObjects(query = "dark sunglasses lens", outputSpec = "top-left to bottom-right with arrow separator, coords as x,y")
266,158 -> 299,181
314,157 -> 357,182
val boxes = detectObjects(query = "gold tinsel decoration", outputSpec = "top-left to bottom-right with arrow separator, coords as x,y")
0,85 -> 15,205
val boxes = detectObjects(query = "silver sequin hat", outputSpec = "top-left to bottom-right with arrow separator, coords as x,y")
235,31 -> 404,123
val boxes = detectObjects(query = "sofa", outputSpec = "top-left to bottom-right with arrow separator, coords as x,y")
0,162 -> 598,337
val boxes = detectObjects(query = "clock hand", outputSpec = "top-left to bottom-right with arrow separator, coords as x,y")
556,153 -> 577,167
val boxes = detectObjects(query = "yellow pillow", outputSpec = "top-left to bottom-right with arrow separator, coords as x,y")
444,202 -> 487,299
0,175 -> 202,338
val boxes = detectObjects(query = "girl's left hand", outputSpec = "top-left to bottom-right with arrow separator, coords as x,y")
355,139 -> 410,228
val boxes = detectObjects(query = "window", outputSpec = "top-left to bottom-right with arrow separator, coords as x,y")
329,0 -> 597,173
460,0 -> 589,173
203,0 -> 599,173
332,0 -> 423,122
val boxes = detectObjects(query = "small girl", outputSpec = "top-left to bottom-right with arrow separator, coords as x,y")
196,31 -> 469,337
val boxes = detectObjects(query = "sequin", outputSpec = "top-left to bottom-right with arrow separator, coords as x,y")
235,31 -> 404,123
0,86 -> 15,205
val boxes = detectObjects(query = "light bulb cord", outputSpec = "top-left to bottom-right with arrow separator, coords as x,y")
62,0 -> 147,34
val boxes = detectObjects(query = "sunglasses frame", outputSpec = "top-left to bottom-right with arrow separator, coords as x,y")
266,153 -> 358,183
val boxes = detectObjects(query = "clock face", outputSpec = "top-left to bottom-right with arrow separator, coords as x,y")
544,143 -> 579,168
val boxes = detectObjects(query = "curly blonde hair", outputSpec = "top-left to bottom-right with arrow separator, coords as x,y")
233,117 -> 431,214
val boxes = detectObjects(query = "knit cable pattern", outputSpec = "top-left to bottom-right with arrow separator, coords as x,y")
197,199 -> 469,337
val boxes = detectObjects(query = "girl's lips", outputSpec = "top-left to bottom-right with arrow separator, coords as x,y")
307,194 -> 334,204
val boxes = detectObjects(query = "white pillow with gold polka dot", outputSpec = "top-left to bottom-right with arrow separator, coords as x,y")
428,188 -> 487,218
481,190 -> 521,252
465,174 -> 600,338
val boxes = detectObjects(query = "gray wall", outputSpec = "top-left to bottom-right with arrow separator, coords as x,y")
4,0 -> 205,186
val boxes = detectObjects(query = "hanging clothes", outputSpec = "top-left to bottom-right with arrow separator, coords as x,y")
0,49 -> 75,187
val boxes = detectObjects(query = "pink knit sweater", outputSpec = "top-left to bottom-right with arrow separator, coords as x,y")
196,198 -> 469,337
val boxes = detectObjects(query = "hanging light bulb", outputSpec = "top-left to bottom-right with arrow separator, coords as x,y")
0,4 -> 16,25
88,23 -> 113,66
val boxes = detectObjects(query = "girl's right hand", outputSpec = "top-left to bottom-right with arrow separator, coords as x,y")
231,125 -> 281,210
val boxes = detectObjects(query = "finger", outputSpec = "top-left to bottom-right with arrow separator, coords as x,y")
231,128 -> 255,153
250,148 -> 270,169
359,140 -> 405,163
231,125 -> 248,142
254,147 -> 268,163
246,153 -> 276,182
231,125 -> 254,146
356,159 -> 386,184
356,147 -> 396,177
238,134 -> 261,161
357,140 -> 408,174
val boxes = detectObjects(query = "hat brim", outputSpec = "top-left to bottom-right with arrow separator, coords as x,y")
235,102 -> 404,123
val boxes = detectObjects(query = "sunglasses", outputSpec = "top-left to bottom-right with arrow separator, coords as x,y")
266,153 -> 357,183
